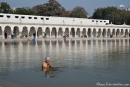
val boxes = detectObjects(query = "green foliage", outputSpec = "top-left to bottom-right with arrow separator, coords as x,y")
32,4 -> 46,16
0,1 -> 87,18
32,0 -> 65,16
93,7 -> 130,25
0,2 -> 34,15
70,6 -> 88,18
0,2 -> 11,13
13,7 -> 34,15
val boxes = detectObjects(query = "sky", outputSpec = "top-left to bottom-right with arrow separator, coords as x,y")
0,0 -> 130,16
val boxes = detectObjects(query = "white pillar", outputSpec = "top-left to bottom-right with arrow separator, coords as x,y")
100,29 -> 103,37
114,29 -> 116,38
1,26 -> 4,39
68,30 -> 70,38
62,27 -> 65,38
35,27 -> 37,39
50,28 -> 51,38
56,32 -> 58,38
94,29 -> 97,38
91,29 -> 94,38
86,30 -> 88,37
42,27 -> 45,38
56,28 -> 59,38
2,31 -> 4,39
75,29 -> 76,38
19,27 -> 22,39
19,32 -> 22,38
80,31 -> 82,38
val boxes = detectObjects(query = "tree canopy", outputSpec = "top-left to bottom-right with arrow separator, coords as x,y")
13,7 -> 34,15
70,6 -> 88,18
0,0 -> 88,18
0,2 -> 11,13
32,0 -> 65,16
93,7 -> 130,25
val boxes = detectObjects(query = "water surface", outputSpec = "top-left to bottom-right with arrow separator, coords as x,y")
0,39 -> 130,87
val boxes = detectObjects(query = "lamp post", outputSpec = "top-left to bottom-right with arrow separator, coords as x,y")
12,7 -> 15,13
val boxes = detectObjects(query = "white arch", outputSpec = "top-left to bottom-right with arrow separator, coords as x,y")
58,27 -> 63,38
22,26 -> 28,37
45,27 -> 51,38
13,26 -> 19,38
37,27 -> 43,38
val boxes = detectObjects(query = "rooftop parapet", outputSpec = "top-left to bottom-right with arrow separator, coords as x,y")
0,13 -> 109,26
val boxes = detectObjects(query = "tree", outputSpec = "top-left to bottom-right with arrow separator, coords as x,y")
0,2 -> 11,13
13,7 -> 34,15
32,4 -> 47,16
32,0 -> 65,16
47,0 -> 65,16
92,6 -> 130,25
61,10 -> 71,17
70,6 -> 88,18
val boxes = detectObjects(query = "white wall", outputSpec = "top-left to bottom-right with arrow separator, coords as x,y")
0,13 -> 109,26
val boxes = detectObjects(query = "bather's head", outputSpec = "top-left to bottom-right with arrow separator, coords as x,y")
45,56 -> 50,61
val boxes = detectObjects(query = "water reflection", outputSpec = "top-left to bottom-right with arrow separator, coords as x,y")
22,41 -> 28,45
42,68 -> 51,78
37,40 -> 42,45
0,41 -> 2,46
0,39 -> 130,73
44,40 -> 50,45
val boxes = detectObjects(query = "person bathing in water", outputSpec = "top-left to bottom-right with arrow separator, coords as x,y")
42,56 -> 52,77
42,56 -> 52,68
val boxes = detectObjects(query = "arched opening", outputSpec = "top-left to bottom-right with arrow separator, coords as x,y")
93,28 -> 96,37
102,29 -> 106,37
121,29 -> 124,37
97,29 -> 101,37
4,26 -> 11,39
116,29 -> 120,37
65,28 -> 69,37
13,26 -> 19,38
125,29 -> 128,37
70,28 -> 75,37
37,27 -> 42,38
76,28 -> 80,37
82,28 -> 86,35
58,28 -> 63,38
112,29 -> 115,37
88,28 -> 91,37
45,27 -> 50,38
82,28 -> 86,36
22,26 -> 28,37
29,27 -> 36,36
51,27 -> 57,38
107,29 -> 111,37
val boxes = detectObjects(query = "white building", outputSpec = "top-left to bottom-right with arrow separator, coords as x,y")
0,13 -> 130,39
